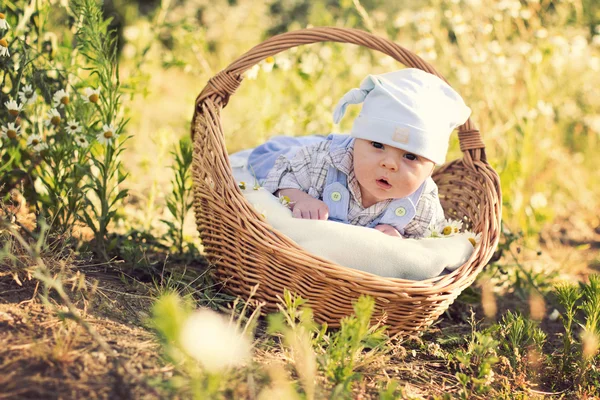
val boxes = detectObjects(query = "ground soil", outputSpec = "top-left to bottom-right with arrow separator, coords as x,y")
0,218 -> 599,399
0,273 -> 167,399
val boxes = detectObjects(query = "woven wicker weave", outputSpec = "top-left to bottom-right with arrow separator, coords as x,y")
191,27 -> 502,335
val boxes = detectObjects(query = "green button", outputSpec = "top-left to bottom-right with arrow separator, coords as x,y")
330,191 -> 342,202
395,207 -> 406,217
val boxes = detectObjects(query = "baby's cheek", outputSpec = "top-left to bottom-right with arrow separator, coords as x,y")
408,168 -> 429,185
354,166 -> 370,186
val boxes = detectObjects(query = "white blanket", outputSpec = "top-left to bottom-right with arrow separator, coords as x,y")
230,150 -> 473,281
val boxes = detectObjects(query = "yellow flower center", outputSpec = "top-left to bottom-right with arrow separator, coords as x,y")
89,94 -> 99,103
103,131 -> 113,139
0,38 -> 7,48
31,139 -> 39,145
70,125 -> 77,130
468,238 -> 476,247
0,13 -> 5,19
8,109 -> 19,117
51,116 -> 61,126
442,226 -> 453,235
60,96 -> 69,105
7,129 -> 17,139
265,56 -> 275,64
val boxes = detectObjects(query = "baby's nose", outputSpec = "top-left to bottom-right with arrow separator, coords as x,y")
381,158 -> 398,171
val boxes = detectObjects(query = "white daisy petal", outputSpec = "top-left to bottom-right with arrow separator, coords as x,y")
18,84 -> 37,105
45,108 -> 62,127
96,123 -> 118,146
27,134 -> 47,152
278,194 -> 293,207
438,218 -> 464,236
179,309 -> 251,373
244,64 -> 260,80
462,230 -> 482,247
34,142 -> 48,152
82,87 -> 100,104
0,12 -> 9,30
65,119 -> 82,135
424,224 -> 442,238
4,99 -> 22,116
52,89 -> 69,108
0,38 -> 9,57
74,136 -> 89,148
1,122 -> 21,139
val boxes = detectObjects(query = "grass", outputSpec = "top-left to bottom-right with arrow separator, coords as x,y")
1,222 -> 600,397
1,0 -> 600,398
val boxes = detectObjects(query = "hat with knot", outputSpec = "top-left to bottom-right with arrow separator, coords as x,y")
332,68 -> 471,165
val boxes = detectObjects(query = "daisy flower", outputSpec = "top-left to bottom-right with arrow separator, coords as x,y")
424,224 -> 442,238
238,181 -> 246,190
4,99 -> 22,117
52,89 -> 69,107
244,64 -> 260,80
276,55 -> 293,71
179,309 -> 251,373
96,123 -> 118,145
463,230 -> 482,247
0,38 -> 8,57
82,87 -> 100,104
18,84 -> 37,105
65,120 -> 82,135
74,136 -> 89,148
438,218 -> 463,236
261,56 -> 275,72
1,123 -> 21,139
27,134 -> 47,152
278,194 -> 293,207
45,108 -> 61,127
0,13 -> 9,30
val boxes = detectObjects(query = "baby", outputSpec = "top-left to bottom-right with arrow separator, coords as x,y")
247,68 -> 471,238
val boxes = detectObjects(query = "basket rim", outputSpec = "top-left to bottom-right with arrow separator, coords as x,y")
191,26 -> 503,292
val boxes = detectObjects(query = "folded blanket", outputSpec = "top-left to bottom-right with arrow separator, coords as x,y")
229,150 -> 474,281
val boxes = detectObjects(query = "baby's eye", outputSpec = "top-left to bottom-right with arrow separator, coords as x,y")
371,141 -> 384,149
403,153 -> 418,161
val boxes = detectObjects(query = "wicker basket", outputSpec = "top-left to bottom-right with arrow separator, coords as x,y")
191,27 -> 502,335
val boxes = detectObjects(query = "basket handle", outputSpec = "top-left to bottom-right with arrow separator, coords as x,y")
194,27 -> 486,162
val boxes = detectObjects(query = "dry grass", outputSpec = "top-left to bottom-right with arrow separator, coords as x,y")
0,281 -> 166,399
0,235 -> 598,399
0,223 -> 167,399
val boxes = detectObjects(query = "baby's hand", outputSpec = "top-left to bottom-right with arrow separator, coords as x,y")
374,224 -> 403,237
292,197 -> 329,220
276,188 -> 329,220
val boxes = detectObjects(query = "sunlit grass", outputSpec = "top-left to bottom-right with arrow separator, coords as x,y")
2,0 -> 600,397
118,0 -> 600,243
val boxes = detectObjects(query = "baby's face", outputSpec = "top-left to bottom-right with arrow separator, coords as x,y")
353,139 -> 435,208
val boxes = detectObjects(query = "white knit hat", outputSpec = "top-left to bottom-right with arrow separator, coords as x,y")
332,68 -> 471,165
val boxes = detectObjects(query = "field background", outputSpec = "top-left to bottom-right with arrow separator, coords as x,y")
113,0 -> 600,262
2,0 -> 600,398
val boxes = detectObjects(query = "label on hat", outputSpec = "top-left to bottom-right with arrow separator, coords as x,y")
392,127 -> 410,144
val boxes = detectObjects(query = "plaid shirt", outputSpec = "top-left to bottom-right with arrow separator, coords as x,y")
262,137 -> 445,238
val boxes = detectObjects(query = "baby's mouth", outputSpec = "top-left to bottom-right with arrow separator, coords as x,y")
376,178 -> 392,189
